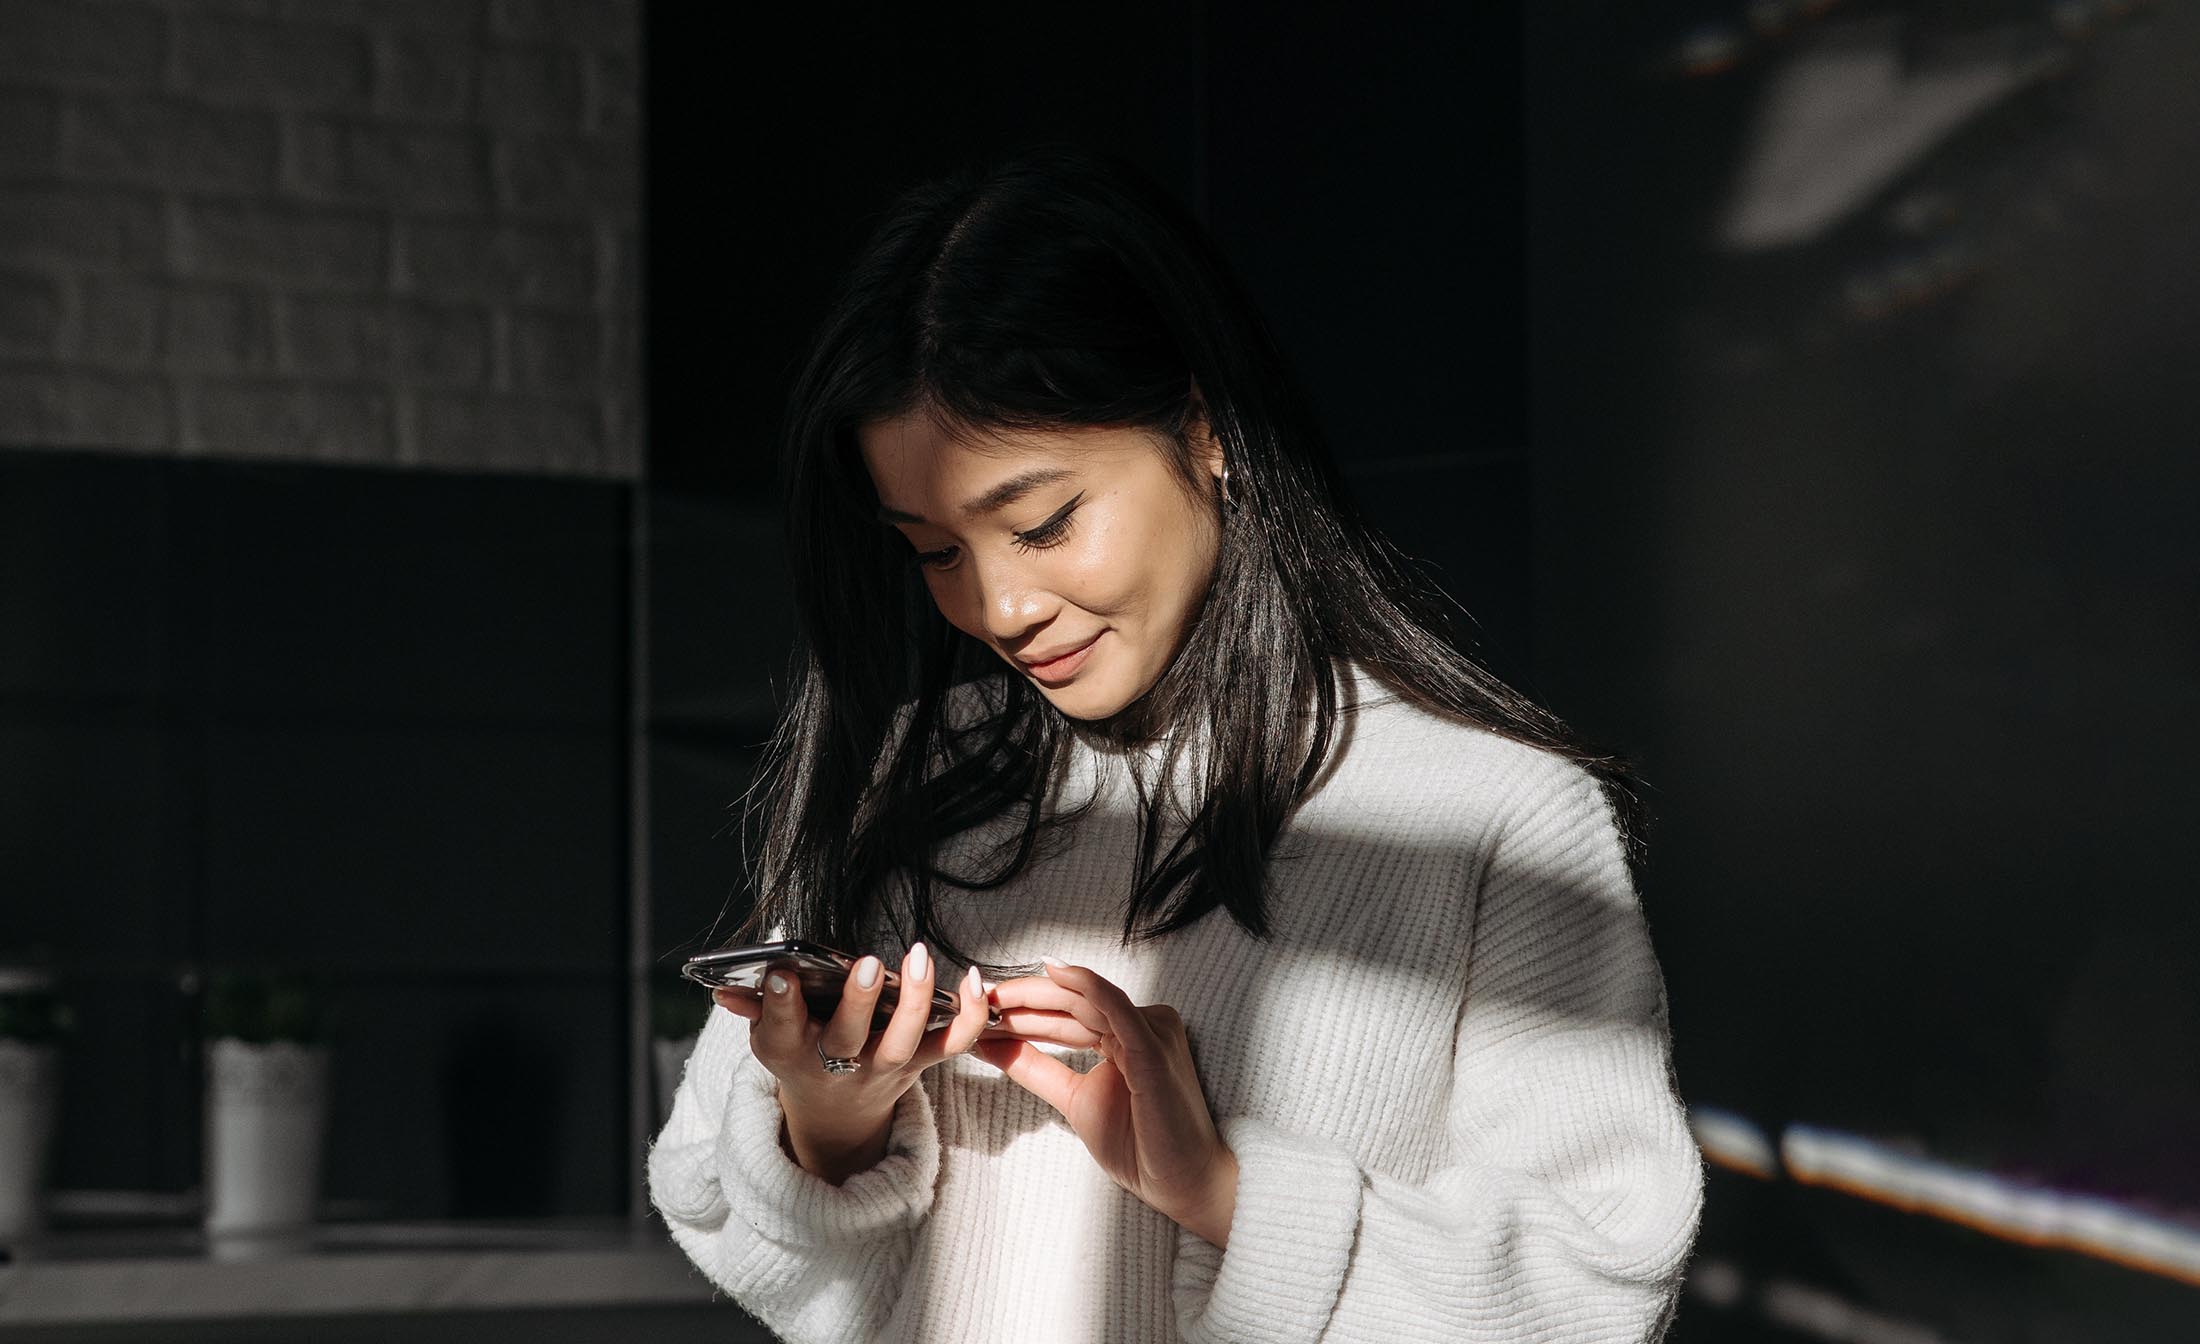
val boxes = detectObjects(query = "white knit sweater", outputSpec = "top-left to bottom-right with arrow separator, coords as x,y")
648,661 -> 1704,1342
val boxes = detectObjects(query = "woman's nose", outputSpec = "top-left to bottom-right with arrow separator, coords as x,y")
969,557 -> 1053,642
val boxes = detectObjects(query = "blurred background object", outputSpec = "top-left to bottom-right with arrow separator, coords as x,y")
3,0 -> 2195,1340
0,962 -> 68,1243
196,968 -> 330,1240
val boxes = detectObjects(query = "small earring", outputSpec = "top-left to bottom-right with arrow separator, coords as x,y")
1219,464 -> 1234,509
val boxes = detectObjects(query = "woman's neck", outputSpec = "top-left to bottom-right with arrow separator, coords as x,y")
1063,697 -> 1175,755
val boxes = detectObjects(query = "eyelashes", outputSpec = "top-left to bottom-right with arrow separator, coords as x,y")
1011,496 -> 1081,552
911,493 -> 1083,571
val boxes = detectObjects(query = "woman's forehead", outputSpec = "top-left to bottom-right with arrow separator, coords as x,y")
859,409 -> 1023,460
858,414 -> 1153,482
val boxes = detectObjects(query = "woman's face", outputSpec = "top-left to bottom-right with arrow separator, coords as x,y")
859,410 -> 1224,721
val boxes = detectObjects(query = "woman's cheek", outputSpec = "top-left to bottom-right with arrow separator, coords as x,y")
1059,543 -> 1132,615
1063,514 -> 1141,613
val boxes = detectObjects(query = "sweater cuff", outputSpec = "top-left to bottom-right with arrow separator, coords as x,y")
715,1049 -> 942,1249
1171,1114 -> 1363,1344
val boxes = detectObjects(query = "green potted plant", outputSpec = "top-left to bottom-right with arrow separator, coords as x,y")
651,966 -> 709,1122
197,967 -> 332,1237
0,963 -> 69,1243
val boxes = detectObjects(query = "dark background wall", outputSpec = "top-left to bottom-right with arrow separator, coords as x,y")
2,453 -> 630,1217
2,0 -> 643,1222
6,0 -> 2196,1339
1522,3 -> 2200,1339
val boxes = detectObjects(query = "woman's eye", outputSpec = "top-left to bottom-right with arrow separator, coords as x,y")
1011,496 -> 1082,552
903,494 -> 1080,571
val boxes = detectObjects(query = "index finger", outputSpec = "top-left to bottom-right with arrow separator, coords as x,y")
1042,961 -> 1163,1063
711,987 -> 761,1021
992,972 -> 1109,1039
986,976 -> 1093,1012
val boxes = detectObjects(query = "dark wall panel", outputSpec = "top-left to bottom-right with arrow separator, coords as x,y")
1206,2 -> 1523,466
645,1 -> 1204,499
176,467 -> 624,724
323,977 -> 625,1219
0,453 -> 172,701
1,713 -> 184,963
3,450 -> 630,1217
197,723 -> 623,975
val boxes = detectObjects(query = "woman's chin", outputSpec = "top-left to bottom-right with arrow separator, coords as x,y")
1039,680 -> 1128,722
1056,682 -> 1183,753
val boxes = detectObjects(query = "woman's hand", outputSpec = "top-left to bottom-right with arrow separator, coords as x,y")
711,942 -> 1008,1182
975,960 -> 1239,1248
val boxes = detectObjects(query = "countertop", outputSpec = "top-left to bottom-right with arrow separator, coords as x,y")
0,1218 -> 727,1326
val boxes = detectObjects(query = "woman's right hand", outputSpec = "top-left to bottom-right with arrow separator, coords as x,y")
710,942 -> 994,1178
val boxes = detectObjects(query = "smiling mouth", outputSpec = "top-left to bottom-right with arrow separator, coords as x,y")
1017,633 -> 1101,681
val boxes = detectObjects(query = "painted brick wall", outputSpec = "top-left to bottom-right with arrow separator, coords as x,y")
0,0 -> 640,477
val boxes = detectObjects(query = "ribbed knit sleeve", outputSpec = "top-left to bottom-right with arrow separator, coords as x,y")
1169,759 -> 1704,1343
645,993 -> 944,1344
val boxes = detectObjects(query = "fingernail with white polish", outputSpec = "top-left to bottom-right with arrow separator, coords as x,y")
1040,955 -> 1067,971
766,972 -> 789,995
910,942 -> 929,978
855,956 -> 879,989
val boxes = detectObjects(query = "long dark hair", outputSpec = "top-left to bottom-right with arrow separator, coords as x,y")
727,144 -> 1644,978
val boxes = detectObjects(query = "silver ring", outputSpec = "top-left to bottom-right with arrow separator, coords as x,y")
818,1042 -> 862,1074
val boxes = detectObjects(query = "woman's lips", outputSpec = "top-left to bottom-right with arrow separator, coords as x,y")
1020,632 -> 1101,684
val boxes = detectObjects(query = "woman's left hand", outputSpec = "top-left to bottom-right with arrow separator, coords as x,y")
975,960 -> 1238,1248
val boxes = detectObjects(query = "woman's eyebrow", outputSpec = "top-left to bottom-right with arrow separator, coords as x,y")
876,466 -> 1077,524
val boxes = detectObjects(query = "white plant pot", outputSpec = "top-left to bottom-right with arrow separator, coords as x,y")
653,1032 -> 700,1120
0,1039 -> 60,1243
203,1038 -> 329,1235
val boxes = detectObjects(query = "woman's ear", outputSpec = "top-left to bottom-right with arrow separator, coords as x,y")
1186,379 -> 1224,482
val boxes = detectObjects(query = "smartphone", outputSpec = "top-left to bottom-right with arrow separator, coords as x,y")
681,938 -> 998,1034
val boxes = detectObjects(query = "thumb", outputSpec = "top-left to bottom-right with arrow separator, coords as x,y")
976,1038 -> 1082,1116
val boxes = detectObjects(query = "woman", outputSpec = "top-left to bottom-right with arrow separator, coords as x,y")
647,145 -> 1703,1343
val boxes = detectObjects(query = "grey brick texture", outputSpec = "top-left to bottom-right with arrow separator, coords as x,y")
0,271 -> 64,358
65,96 -> 281,193
174,16 -> 374,112
0,0 -> 640,477
0,89 -> 61,176
0,1 -> 166,88
286,120 -> 493,214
